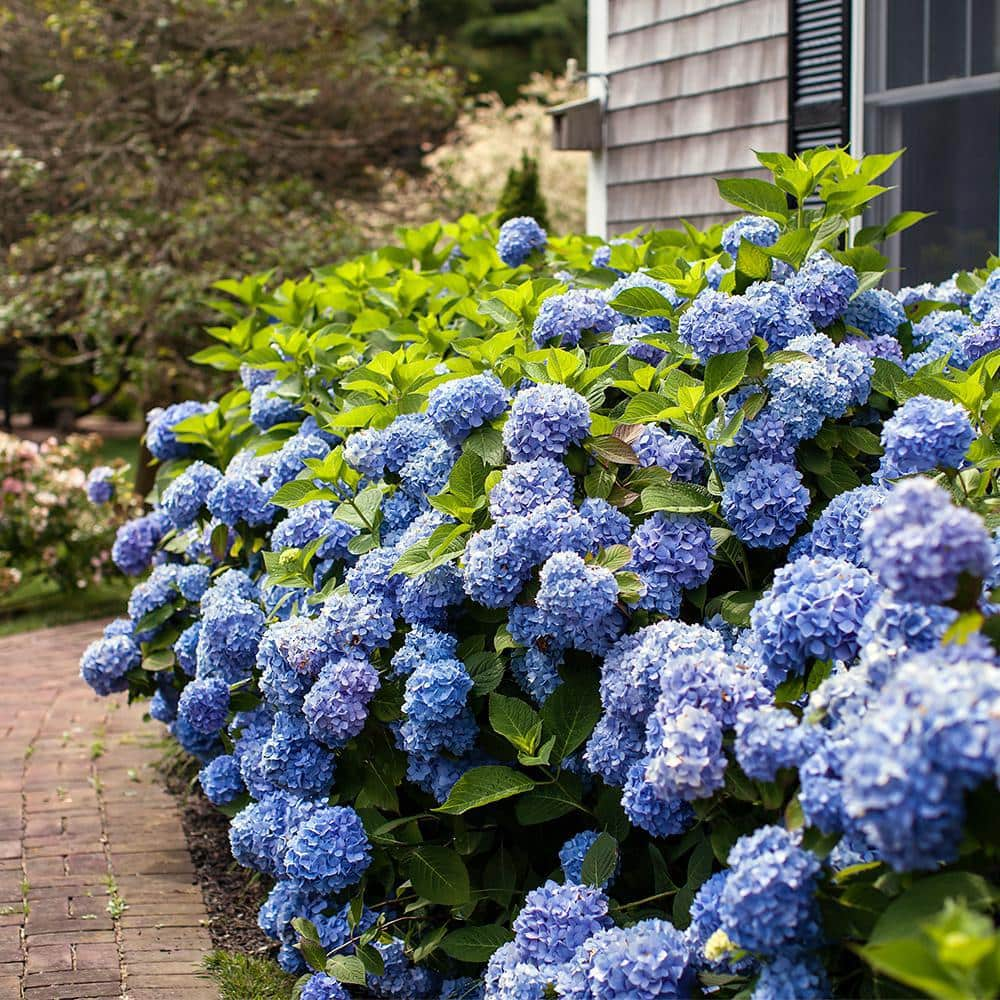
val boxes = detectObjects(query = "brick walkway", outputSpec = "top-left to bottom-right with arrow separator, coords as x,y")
0,622 -> 217,1000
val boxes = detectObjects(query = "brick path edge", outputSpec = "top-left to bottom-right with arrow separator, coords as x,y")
0,621 -> 218,1000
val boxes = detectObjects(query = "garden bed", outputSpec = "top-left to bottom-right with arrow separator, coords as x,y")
160,753 -> 276,958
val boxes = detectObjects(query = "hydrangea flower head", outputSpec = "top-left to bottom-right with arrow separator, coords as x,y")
621,759 -> 696,837
861,477 -> 993,605
249,385 -> 301,430
426,372 -> 511,444
85,466 -> 115,505
300,973 -> 350,1000
502,383 -> 591,462
497,216 -> 547,267
961,304 -> 1000,364
677,289 -> 756,361
721,459 -> 809,549
161,461 -> 223,530
843,288 -> 906,339
531,289 -> 618,348
80,633 -> 141,696
198,755 -> 245,805
631,426 -> 705,482
800,483 -> 888,565
146,400 -> 216,461
302,656 -> 380,746
283,804 -> 372,892
744,281 -> 814,350
536,551 -> 621,653
111,511 -> 170,576
751,555 -> 878,684
721,214 -> 780,258
788,250 -> 858,328
488,458 -> 574,520
510,880 -> 612,966
878,394 -> 974,479
630,512 -> 715,595
177,676 -> 230,734
719,825 -> 822,955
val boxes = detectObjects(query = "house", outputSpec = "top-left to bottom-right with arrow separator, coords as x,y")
564,0 -> 999,285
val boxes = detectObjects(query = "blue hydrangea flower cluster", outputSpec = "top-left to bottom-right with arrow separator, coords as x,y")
496,216 -> 546,267
80,624 -> 141,696
531,289 -> 618,348
427,373 -> 511,444
843,288 -> 906,338
788,250 -> 859,328
85,465 -> 115,504
630,426 -> 705,482
501,384 -> 591,462
146,400 -> 216,460
862,476 -> 993,605
750,555 -> 879,685
677,289 -> 756,361
744,280 -> 814,350
877,394 -> 974,479
721,214 -> 780,258
721,459 -> 809,549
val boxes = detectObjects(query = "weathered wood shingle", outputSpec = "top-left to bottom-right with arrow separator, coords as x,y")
605,0 -> 789,235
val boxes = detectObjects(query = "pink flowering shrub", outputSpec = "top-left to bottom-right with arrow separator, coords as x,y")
0,432 -> 139,597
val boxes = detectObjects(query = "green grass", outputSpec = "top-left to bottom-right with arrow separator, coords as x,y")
0,578 -> 131,637
97,435 -> 141,467
203,950 -> 296,1000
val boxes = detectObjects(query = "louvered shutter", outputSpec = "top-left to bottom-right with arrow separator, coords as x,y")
789,0 -> 851,151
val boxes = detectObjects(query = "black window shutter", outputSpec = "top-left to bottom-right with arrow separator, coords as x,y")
789,0 -> 852,151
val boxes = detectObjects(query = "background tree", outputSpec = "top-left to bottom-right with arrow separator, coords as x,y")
402,0 -> 587,102
497,152 -> 550,229
0,0 -> 460,420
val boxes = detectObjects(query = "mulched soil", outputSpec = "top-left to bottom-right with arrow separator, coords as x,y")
160,761 -> 277,957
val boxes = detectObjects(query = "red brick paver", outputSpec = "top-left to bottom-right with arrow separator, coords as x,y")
0,622 -> 217,1000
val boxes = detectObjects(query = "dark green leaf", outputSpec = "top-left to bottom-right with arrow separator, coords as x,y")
580,832 -> 618,887
408,846 -> 471,905
435,766 -> 536,815
541,677 -> 602,760
639,481 -> 716,515
489,694 -> 542,754
441,925 -> 514,963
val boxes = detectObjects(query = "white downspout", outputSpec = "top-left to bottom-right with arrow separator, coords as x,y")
848,0 -> 867,240
586,0 -> 609,238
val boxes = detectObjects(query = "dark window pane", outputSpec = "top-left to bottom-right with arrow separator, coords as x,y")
971,0 -> 1000,74
887,0 -> 927,88
929,1 -> 967,80
882,91 -> 1000,283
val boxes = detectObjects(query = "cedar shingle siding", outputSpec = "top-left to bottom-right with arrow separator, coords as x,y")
605,0 -> 789,234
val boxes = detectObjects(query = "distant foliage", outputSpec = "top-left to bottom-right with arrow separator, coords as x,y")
0,0 -> 459,417
402,0 -> 587,103
497,154 -> 551,230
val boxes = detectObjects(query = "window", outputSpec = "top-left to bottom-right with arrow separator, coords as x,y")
864,0 -> 1000,286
